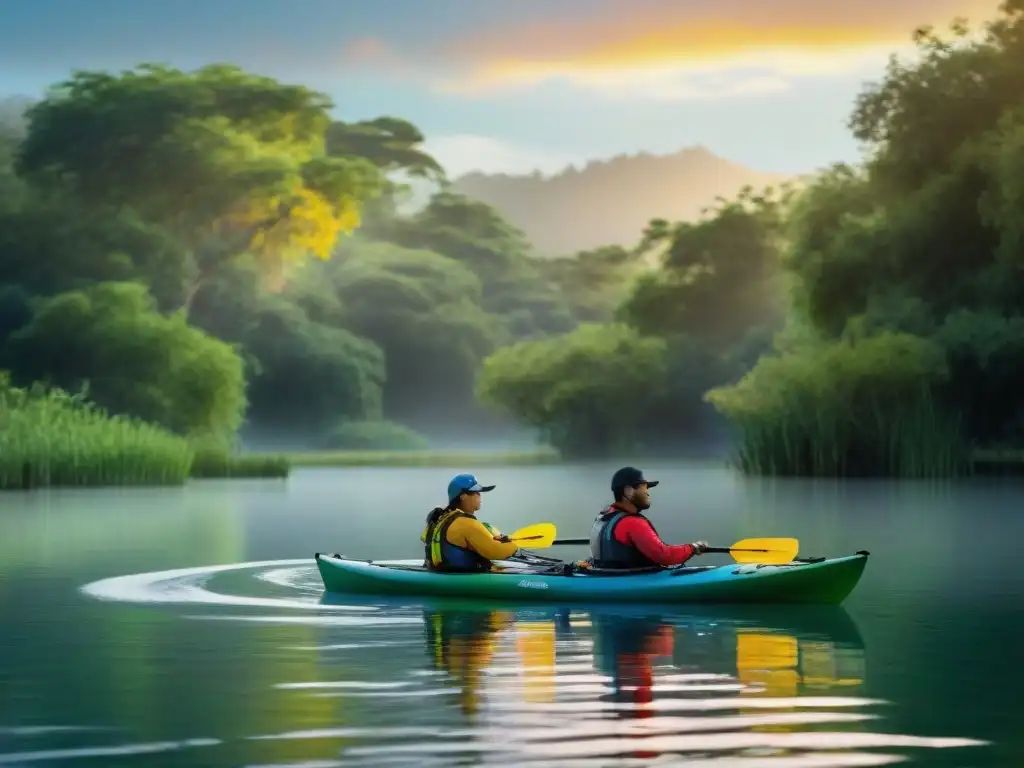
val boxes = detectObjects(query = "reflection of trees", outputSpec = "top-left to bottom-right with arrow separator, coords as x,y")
0,494 -> 341,757
0,489 -> 245,572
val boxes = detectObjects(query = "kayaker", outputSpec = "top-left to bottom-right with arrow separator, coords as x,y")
589,466 -> 709,569
420,473 -> 520,572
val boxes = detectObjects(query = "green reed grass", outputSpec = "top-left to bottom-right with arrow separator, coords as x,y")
705,334 -> 973,479
0,374 -> 291,489
281,448 -> 561,467
724,388 -> 970,478
188,438 -> 290,479
0,375 -> 193,489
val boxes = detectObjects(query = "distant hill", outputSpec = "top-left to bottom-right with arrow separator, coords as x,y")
451,146 -> 790,256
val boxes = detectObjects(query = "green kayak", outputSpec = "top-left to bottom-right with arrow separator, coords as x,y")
313,550 -> 869,605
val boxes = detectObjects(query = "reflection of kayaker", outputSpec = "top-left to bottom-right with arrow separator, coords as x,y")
420,474 -> 519,573
591,613 -> 674,759
422,607 -> 513,716
592,613 -> 674,714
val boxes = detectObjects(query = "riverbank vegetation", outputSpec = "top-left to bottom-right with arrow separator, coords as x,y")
0,375 -> 288,489
2,3 -> 1023,485
281,448 -> 560,468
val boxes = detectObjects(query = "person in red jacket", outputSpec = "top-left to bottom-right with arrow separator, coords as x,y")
589,466 -> 709,569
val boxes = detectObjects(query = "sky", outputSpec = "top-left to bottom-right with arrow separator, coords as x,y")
0,0 -> 1004,177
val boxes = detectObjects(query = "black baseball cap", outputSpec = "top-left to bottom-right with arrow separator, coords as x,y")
610,466 -> 659,493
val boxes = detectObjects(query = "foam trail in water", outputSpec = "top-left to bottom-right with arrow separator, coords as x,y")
490,712 -> 878,736
309,689 -> 460,699
507,731 -> 988,759
486,696 -> 885,713
0,738 -> 219,764
341,727 -> 985,759
248,727 -> 483,741
275,681 -> 414,690
80,560 -> 374,612
286,641 -> 416,651
0,726 -> 107,737
184,614 -> 419,627
257,566 -> 322,592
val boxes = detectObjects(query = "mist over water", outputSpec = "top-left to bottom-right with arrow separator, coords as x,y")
2,463 -> 1022,766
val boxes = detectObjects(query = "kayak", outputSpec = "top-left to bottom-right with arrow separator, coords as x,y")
313,550 -> 869,605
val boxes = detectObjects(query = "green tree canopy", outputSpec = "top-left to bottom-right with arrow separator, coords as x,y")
3,281 -> 245,438
311,239 -> 503,425
536,245 -> 643,324
477,323 -> 668,458
240,297 -> 386,438
326,117 -> 444,181
776,1 -> 1024,450
373,191 -> 576,337
619,188 -> 787,348
15,64 -> 383,312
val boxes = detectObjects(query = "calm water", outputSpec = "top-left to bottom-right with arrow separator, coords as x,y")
2,461 -> 1023,766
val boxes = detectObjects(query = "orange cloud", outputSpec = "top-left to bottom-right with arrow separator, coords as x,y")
452,0 -> 1001,95
342,0 -> 1003,99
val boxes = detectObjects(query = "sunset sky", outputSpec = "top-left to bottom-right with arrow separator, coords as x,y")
0,0 -> 1003,176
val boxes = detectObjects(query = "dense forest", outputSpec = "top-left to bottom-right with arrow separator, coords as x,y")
3,2 -> 1024,480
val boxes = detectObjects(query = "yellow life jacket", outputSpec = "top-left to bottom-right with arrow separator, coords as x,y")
422,509 -> 492,572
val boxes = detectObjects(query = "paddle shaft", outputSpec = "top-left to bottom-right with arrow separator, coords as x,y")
545,538 -> 776,553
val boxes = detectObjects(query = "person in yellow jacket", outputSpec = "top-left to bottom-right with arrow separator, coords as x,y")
420,473 -> 519,572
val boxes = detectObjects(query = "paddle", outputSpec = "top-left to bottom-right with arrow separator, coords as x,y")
507,523 -> 557,548
518,534 -> 800,565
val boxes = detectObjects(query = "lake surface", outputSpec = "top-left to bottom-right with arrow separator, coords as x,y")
2,461 -> 1023,766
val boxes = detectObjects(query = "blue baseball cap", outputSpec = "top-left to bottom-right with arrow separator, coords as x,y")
447,473 -> 496,502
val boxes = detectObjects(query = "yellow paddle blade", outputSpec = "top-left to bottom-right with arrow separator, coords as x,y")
728,537 -> 799,564
508,523 -> 557,548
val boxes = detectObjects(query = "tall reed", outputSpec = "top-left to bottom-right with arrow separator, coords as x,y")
0,374 -> 291,489
0,374 -> 193,489
705,333 -> 972,478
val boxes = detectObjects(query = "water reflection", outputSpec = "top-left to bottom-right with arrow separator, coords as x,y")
43,559 -> 988,766
313,594 -> 982,765
423,607 -> 514,714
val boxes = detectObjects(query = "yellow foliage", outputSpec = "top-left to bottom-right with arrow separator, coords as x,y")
223,184 -> 362,265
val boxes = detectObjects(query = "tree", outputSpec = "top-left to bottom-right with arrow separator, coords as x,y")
180,257 -> 386,442
3,281 -> 246,438
379,191 -> 530,276
618,188 -> 787,348
0,185 -> 190,306
326,116 -> 446,230
240,297 -> 387,439
536,245 -> 643,324
373,190 -> 575,338
849,2 -> 1024,190
777,1 -> 1024,453
326,117 -> 444,181
305,239 -> 503,426
15,64 -> 383,314
477,323 -> 669,458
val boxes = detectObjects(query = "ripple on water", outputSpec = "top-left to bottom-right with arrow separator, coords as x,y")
80,560 -> 368,612
75,561 -> 990,767
0,738 -> 220,765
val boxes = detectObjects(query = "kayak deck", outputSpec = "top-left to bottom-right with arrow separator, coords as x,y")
314,551 -> 869,606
